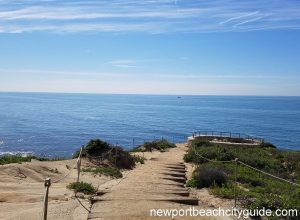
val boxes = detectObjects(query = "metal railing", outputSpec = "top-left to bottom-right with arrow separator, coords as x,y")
191,130 -> 264,143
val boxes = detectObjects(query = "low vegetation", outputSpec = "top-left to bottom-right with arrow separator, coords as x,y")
67,181 -> 97,195
184,138 -> 300,219
132,155 -> 146,164
73,139 -> 140,180
73,139 -> 111,158
186,166 -> 227,188
82,166 -> 123,178
35,157 -> 66,161
0,154 -> 35,165
131,139 -> 176,152
110,147 -> 135,169
0,154 -> 65,165
74,139 -> 136,170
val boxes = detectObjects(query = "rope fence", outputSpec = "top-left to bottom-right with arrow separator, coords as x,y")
34,131 -> 285,219
237,160 -> 300,187
39,143 -> 139,220
190,146 -> 300,208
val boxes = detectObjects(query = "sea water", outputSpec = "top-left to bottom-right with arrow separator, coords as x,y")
0,92 -> 299,157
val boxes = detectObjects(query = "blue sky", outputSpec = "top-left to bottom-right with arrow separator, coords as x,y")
0,0 -> 300,95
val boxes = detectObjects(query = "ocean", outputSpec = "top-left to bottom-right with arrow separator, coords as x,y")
0,92 -> 299,157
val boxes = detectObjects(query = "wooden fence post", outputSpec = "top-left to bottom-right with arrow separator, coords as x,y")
114,147 -> 117,167
77,146 -> 83,183
234,158 -> 239,207
43,177 -> 51,220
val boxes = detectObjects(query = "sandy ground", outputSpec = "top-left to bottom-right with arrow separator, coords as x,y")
0,158 -> 111,220
0,143 -> 236,220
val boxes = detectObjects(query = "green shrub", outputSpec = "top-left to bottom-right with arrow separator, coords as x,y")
183,149 -> 197,163
132,155 -> 146,164
186,178 -> 199,188
0,154 -> 36,165
138,139 -> 176,152
82,166 -> 123,178
143,141 -> 157,152
198,167 -> 227,188
192,140 -> 213,148
110,147 -> 135,169
156,139 -> 176,150
73,139 -> 111,158
131,139 -> 175,152
190,167 -> 227,188
283,151 -> 300,179
73,139 -> 136,170
67,181 -> 96,194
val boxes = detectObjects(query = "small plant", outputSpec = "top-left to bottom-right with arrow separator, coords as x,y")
67,181 -> 96,194
132,155 -> 146,164
186,178 -> 199,188
50,168 -> 59,173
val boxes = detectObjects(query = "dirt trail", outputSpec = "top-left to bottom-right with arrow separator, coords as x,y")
89,144 -> 233,220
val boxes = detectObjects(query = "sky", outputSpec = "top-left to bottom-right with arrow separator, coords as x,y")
0,0 -> 300,96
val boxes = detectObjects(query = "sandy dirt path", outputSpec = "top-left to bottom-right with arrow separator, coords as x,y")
89,144 -> 234,220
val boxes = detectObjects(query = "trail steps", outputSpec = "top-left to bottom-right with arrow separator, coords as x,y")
88,145 -> 199,220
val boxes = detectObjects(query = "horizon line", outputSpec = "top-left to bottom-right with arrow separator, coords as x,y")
1,90 -> 299,97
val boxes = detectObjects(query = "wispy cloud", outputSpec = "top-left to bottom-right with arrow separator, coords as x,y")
233,16 -> 265,27
109,59 -> 138,68
0,0 -> 299,33
1,68 -> 298,81
219,11 -> 260,25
